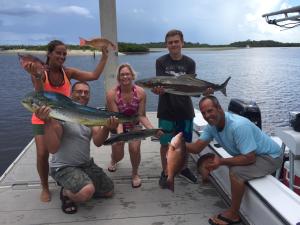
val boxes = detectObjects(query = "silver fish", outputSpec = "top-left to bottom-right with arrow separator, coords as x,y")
103,128 -> 162,145
21,91 -> 137,126
135,74 -> 231,96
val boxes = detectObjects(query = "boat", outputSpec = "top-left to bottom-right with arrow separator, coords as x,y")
0,112 -> 229,225
1,100 -> 300,225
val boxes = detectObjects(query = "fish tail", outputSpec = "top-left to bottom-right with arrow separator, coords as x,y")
79,37 -> 86,46
167,177 -> 175,192
110,42 -> 117,50
220,76 -> 231,96
18,53 -> 26,68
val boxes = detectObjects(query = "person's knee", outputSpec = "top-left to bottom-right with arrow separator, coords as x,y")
229,169 -> 246,184
129,145 -> 141,154
78,184 -> 95,201
112,143 -> 125,156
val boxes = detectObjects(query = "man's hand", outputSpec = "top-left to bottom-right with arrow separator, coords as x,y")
151,86 -> 165,95
155,129 -> 164,138
35,106 -> 51,122
205,155 -> 221,171
203,87 -> 214,96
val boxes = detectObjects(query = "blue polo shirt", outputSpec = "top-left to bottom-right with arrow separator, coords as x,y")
199,112 -> 281,158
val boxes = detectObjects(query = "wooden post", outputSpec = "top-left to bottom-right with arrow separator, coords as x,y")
99,0 -> 118,93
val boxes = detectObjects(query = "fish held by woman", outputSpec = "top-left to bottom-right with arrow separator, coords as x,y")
79,37 -> 116,50
103,128 -> 163,145
18,53 -> 47,75
21,91 -> 137,126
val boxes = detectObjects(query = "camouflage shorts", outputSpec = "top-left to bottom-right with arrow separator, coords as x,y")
51,159 -> 114,197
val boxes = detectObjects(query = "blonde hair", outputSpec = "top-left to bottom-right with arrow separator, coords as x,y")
116,63 -> 137,81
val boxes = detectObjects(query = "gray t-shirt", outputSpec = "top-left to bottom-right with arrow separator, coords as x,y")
50,122 -> 92,169
156,54 -> 195,120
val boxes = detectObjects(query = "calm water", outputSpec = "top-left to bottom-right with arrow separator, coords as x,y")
1,48 -> 300,175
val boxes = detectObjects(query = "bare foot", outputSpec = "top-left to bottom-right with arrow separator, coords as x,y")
40,189 -> 51,202
108,161 -> 117,172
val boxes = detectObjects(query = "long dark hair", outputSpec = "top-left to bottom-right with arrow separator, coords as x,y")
46,40 -> 65,65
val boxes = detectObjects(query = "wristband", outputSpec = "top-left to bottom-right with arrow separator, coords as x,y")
110,129 -> 117,134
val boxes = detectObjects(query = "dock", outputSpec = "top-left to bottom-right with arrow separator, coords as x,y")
0,112 -> 227,225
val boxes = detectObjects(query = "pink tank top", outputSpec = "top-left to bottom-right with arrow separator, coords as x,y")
31,68 -> 71,124
115,85 -> 139,131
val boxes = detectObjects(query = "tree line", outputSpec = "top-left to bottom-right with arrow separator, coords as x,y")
1,40 -> 300,53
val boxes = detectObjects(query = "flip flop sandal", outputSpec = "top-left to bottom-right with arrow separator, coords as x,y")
132,176 -> 142,188
208,214 -> 241,225
108,162 -> 117,172
60,187 -> 77,214
217,214 -> 241,224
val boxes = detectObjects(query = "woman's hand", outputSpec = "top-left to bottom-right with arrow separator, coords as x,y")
203,87 -> 214,96
101,46 -> 109,58
24,62 -> 46,79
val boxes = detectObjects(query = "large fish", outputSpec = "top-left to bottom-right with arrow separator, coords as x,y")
18,53 -> 47,74
79,37 -> 116,50
103,128 -> 162,145
21,91 -> 137,126
135,74 -> 231,96
166,132 -> 187,192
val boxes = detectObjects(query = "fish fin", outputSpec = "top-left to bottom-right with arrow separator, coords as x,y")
79,37 -> 86,46
177,74 -> 197,79
220,76 -> 231,96
167,178 -> 175,192
109,41 -> 117,50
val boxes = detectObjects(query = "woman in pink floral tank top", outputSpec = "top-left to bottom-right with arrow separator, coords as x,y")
106,63 -> 161,188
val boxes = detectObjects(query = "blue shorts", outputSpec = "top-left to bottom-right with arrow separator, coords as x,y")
159,119 -> 193,145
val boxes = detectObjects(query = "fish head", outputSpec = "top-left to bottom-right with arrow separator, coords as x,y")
18,53 -> 46,75
21,92 -> 47,113
18,53 -> 45,67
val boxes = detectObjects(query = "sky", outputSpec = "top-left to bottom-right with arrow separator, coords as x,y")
0,0 -> 300,45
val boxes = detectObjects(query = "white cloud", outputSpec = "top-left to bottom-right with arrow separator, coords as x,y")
132,8 -> 145,14
0,31 -> 55,45
56,5 -> 93,18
